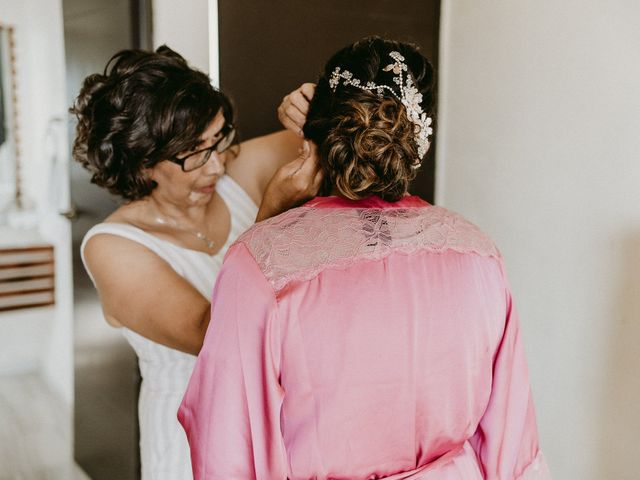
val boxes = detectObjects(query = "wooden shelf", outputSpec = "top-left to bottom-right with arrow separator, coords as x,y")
0,244 -> 55,312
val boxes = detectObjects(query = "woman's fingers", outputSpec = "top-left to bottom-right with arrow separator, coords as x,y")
278,83 -> 316,135
311,166 -> 324,194
301,139 -> 311,157
297,141 -> 317,175
278,99 -> 305,135
299,83 -> 316,101
295,142 -> 323,196
277,103 -> 303,135
310,146 -> 324,194
285,102 -> 307,127
257,140 -> 322,221
288,89 -> 310,114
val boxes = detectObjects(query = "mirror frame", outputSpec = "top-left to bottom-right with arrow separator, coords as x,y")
0,23 -> 21,210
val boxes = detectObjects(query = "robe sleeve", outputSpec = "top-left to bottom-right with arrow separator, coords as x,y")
470,264 -> 552,480
178,243 -> 287,480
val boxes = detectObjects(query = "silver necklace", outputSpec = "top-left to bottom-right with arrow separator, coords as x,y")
154,216 -> 216,249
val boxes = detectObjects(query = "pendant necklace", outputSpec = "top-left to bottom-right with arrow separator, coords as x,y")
154,215 -> 216,249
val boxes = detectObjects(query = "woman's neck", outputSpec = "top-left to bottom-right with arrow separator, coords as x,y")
145,192 -> 210,228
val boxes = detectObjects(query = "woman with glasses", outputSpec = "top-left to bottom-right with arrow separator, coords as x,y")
72,46 -> 319,480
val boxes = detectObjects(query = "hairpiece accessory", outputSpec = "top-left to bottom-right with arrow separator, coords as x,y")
329,51 -> 433,168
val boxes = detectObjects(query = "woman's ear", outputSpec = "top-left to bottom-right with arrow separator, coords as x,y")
144,165 -> 157,183
142,164 -> 161,191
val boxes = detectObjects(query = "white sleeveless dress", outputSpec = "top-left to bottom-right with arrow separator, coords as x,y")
80,175 -> 258,480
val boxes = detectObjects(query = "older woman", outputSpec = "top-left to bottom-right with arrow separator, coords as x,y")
74,46 -> 318,479
179,37 -> 552,479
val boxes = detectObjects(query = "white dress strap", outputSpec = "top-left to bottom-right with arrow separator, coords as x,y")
80,223 -> 187,286
80,175 -> 258,295
215,174 -> 259,234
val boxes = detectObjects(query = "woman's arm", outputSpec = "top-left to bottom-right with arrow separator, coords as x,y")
83,233 -> 210,355
226,129 -> 303,206
277,82 -> 316,136
226,83 -> 317,208
469,269 -> 552,479
255,141 -> 323,222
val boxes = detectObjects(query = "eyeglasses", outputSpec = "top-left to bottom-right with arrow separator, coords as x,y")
168,124 -> 236,172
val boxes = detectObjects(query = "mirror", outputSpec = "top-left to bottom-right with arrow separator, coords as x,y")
0,24 -> 20,215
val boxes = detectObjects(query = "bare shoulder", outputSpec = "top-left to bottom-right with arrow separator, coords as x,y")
102,200 -> 142,225
83,229 -> 173,291
82,232 -> 158,327
226,130 -> 302,204
82,205 -> 210,351
83,228 -> 202,329
84,227 -> 151,262
83,198 -> 172,290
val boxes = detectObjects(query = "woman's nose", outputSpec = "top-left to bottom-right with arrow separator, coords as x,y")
203,151 -> 225,176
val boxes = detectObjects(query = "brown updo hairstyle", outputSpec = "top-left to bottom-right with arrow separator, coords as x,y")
70,45 -> 236,201
303,37 -> 434,201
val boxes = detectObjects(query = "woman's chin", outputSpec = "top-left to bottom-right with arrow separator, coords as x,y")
188,188 -> 215,205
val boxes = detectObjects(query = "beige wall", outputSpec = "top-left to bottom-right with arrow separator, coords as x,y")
438,1 -> 640,478
152,0 -> 210,73
0,0 -> 68,211
0,0 -> 74,405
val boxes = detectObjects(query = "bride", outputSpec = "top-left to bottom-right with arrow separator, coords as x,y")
180,37 -> 552,480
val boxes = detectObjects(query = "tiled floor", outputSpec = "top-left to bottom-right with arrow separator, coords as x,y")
0,373 -> 89,480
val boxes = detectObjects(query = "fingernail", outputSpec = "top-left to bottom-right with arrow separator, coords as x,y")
302,140 -> 310,155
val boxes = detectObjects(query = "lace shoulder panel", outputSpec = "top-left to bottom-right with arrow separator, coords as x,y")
235,205 -> 500,292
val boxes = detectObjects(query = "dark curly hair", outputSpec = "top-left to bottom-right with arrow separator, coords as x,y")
303,37 -> 435,202
70,45 -> 235,201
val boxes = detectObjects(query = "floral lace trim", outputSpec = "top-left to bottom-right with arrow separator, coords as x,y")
236,205 -> 500,292
517,451 -> 552,480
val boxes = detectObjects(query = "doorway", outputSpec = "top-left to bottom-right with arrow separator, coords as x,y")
217,0 -> 440,202
64,1 -> 151,479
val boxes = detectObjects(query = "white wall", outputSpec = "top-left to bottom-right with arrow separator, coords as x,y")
64,0 -> 132,244
0,0 -> 69,211
152,0 -> 209,73
438,1 -> 640,478
0,0 -> 73,405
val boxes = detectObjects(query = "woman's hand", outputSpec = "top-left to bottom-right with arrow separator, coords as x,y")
256,141 -> 323,222
278,83 -> 316,136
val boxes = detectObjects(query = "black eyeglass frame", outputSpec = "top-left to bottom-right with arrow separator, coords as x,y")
167,123 -> 236,172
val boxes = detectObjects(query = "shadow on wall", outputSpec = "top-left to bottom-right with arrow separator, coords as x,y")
598,232 -> 640,480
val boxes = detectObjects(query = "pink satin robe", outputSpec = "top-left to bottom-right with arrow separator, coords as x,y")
179,195 -> 552,479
